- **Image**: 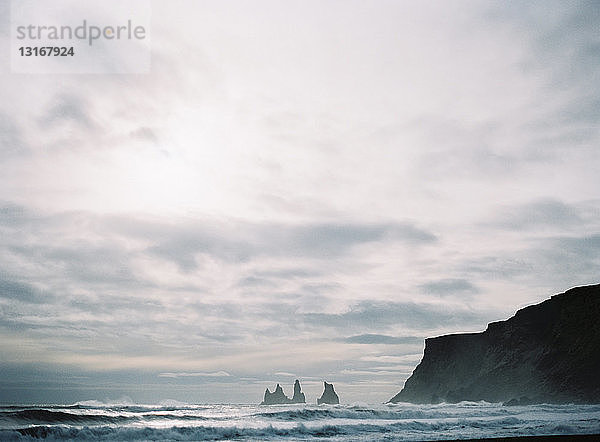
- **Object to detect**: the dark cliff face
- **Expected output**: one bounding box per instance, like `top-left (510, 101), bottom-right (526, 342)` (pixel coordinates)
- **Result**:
top-left (389, 284), bottom-right (600, 404)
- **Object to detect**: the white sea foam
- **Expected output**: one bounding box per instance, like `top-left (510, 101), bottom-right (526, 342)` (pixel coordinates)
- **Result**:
top-left (1, 402), bottom-right (599, 441)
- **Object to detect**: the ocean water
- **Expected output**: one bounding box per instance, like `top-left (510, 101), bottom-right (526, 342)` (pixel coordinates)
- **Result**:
top-left (0, 401), bottom-right (599, 441)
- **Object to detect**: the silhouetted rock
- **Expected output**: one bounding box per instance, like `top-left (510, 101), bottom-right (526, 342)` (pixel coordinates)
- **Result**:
top-left (317, 381), bottom-right (340, 404)
top-left (260, 383), bottom-right (290, 405)
top-left (389, 284), bottom-right (600, 404)
top-left (291, 379), bottom-right (306, 403)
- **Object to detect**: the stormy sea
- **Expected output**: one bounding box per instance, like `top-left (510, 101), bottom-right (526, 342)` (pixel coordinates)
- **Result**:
top-left (1, 401), bottom-right (599, 441)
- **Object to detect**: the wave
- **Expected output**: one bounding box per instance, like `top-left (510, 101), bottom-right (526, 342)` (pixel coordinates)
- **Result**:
top-left (1, 403), bottom-right (598, 441)
top-left (0, 408), bottom-right (217, 426)
top-left (68, 402), bottom-right (205, 412)
top-left (256, 406), bottom-right (430, 420)
top-left (2, 418), bottom-right (595, 442)
top-left (74, 399), bottom-right (192, 409)
top-left (2, 424), bottom-right (347, 441)
top-left (0, 406), bottom-right (514, 427)
top-left (0, 409), bottom-right (129, 425)
top-left (254, 404), bottom-right (512, 421)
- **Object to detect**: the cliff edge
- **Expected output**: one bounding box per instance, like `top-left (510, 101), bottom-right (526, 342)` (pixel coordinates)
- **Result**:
top-left (389, 284), bottom-right (600, 404)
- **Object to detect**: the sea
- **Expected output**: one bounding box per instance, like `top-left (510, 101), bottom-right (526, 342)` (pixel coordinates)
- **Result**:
top-left (0, 401), bottom-right (599, 441)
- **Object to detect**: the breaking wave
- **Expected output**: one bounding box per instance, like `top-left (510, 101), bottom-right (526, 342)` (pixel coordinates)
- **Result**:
top-left (2, 409), bottom-right (127, 425)
top-left (0, 402), bottom-right (598, 441)
top-left (0, 418), bottom-right (591, 442)
top-left (255, 404), bottom-right (513, 421)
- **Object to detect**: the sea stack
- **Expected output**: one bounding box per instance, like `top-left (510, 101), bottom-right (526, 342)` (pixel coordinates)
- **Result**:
top-left (260, 380), bottom-right (306, 405)
top-left (317, 381), bottom-right (340, 405)
top-left (260, 383), bottom-right (290, 405)
top-left (389, 284), bottom-right (600, 404)
top-left (291, 379), bottom-right (306, 403)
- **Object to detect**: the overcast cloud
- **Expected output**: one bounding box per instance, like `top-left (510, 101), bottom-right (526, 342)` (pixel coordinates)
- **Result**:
top-left (0, 0), bottom-right (599, 404)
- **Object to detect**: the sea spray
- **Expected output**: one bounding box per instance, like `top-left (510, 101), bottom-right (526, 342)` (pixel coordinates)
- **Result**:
top-left (1, 402), bottom-right (599, 441)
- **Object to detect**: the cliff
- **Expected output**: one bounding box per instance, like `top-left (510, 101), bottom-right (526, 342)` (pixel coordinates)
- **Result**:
top-left (317, 381), bottom-right (340, 405)
top-left (389, 284), bottom-right (600, 404)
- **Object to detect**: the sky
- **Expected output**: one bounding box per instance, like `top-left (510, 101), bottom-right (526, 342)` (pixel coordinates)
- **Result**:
top-left (0, 0), bottom-right (599, 404)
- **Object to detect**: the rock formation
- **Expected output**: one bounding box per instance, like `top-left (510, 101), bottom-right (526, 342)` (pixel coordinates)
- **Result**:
top-left (291, 379), bottom-right (306, 403)
top-left (260, 383), bottom-right (290, 405)
top-left (389, 284), bottom-right (600, 404)
top-left (260, 380), bottom-right (306, 405)
top-left (317, 381), bottom-right (340, 404)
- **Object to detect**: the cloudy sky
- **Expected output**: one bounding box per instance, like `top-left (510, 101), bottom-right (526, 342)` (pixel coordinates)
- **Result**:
top-left (0, 0), bottom-right (599, 404)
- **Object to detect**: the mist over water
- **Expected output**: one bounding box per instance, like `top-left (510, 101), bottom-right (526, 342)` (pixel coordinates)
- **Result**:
top-left (1, 401), bottom-right (599, 441)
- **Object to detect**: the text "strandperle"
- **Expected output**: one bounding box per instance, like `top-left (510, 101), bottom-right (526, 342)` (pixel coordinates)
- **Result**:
top-left (16, 20), bottom-right (146, 46)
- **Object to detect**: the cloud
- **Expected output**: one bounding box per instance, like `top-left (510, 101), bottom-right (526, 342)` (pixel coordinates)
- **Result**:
top-left (460, 256), bottom-right (533, 281)
top-left (419, 279), bottom-right (479, 296)
top-left (285, 223), bottom-right (437, 252)
top-left (552, 234), bottom-right (600, 257)
top-left (0, 279), bottom-right (50, 305)
top-left (491, 199), bottom-right (584, 230)
top-left (236, 276), bottom-right (278, 288)
top-left (302, 301), bottom-right (487, 333)
top-left (457, 231), bottom-right (600, 296)
top-left (342, 334), bottom-right (422, 345)
top-left (158, 371), bottom-right (231, 378)
top-left (532, 234), bottom-right (600, 285)
top-left (0, 202), bottom-right (35, 227)
top-left (129, 126), bottom-right (159, 143)
top-left (496, 1), bottom-right (600, 91)
top-left (0, 114), bottom-right (27, 156)
top-left (360, 355), bottom-right (424, 364)
top-left (122, 219), bottom-right (437, 271)
top-left (339, 368), bottom-right (408, 376)
top-left (38, 94), bottom-right (95, 129)
top-left (9, 243), bottom-right (141, 287)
